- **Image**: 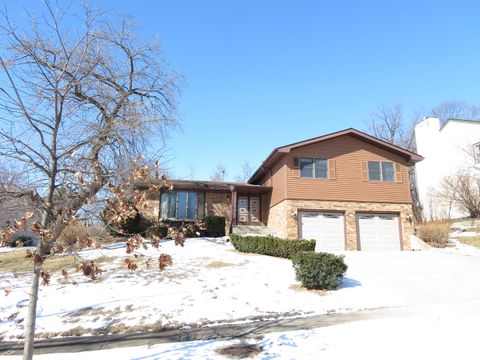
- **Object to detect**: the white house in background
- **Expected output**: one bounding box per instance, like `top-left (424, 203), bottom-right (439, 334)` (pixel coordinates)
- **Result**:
top-left (415, 117), bottom-right (480, 220)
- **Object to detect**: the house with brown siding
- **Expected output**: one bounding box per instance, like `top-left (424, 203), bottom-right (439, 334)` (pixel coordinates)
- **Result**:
top-left (138, 128), bottom-right (423, 251)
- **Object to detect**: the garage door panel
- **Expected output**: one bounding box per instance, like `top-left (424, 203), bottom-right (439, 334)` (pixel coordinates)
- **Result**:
top-left (299, 212), bottom-right (345, 252)
top-left (358, 214), bottom-right (400, 251)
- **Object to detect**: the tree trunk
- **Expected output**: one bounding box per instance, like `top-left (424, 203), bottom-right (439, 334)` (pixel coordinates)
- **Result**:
top-left (23, 203), bottom-right (52, 359)
top-left (23, 266), bottom-right (40, 360)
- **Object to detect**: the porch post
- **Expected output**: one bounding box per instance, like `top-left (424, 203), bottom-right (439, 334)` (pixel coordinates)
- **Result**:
top-left (230, 185), bottom-right (237, 233)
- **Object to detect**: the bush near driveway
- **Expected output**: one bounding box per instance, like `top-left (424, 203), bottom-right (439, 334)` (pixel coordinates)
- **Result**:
top-left (230, 234), bottom-right (315, 259)
top-left (204, 216), bottom-right (226, 237)
top-left (292, 251), bottom-right (348, 290)
top-left (416, 221), bottom-right (451, 248)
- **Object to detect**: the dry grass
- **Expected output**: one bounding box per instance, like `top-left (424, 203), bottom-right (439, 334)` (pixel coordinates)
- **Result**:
top-left (416, 221), bottom-right (451, 248)
top-left (57, 223), bottom-right (108, 248)
top-left (207, 261), bottom-right (235, 268)
top-left (0, 250), bottom-right (111, 273)
top-left (456, 235), bottom-right (480, 248)
top-left (289, 283), bottom-right (328, 296)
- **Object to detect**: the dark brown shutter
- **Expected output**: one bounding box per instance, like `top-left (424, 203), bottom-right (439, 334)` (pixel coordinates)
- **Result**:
top-left (395, 163), bottom-right (402, 183)
top-left (293, 157), bottom-right (299, 169)
top-left (328, 159), bottom-right (336, 180)
top-left (361, 161), bottom-right (368, 181)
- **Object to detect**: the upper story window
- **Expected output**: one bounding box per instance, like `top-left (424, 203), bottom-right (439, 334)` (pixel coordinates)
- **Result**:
top-left (300, 158), bottom-right (328, 179)
top-left (160, 191), bottom-right (205, 220)
top-left (368, 161), bottom-right (395, 182)
top-left (474, 142), bottom-right (480, 163)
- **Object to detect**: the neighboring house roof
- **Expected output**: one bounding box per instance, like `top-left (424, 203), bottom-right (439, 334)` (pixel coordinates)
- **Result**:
top-left (0, 196), bottom-right (40, 240)
top-left (440, 118), bottom-right (480, 130)
top-left (249, 128), bottom-right (424, 184)
top-left (135, 179), bottom-right (272, 194)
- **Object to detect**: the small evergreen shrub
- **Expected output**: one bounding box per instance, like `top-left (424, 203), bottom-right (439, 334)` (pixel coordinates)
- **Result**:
top-left (204, 216), bottom-right (226, 237)
top-left (145, 222), bottom-right (169, 239)
top-left (229, 234), bottom-right (315, 259)
top-left (292, 251), bottom-right (347, 290)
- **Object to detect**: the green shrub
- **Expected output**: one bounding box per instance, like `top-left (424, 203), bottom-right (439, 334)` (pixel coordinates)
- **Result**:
top-left (101, 201), bottom-right (143, 235)
top-left (204, 216), bottom-right (226, 237)
top-left (292, 251), bottom-right (347, 290)
top-left (416, 221), bottom-right (451, 248)
top-left (145, 222), bottom-right (169, 239)
top-left (230, 234), bottom-right (315, 259)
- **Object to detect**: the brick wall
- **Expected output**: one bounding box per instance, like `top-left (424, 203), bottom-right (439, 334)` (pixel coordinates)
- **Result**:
top-left (140, 190), bottom-right (160, 222)
top-left (205, 192), bottom-right (232, 234)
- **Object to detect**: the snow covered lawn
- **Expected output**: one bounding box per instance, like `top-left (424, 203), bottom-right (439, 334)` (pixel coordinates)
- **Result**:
top-left (0, 237), bottom-right (350, 340)
top-left (2, 235), bottom-right (480, 344)
top-left (4, 300), bottom-right (480, 360)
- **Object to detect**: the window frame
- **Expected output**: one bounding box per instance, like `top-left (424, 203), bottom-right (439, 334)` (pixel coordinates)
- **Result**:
top-left (299, 157), bottom-right (329, 179)
top-left (160, 190), bottom-right (205, 221)
top-left (368, 161), bottom-right (395, 182)
top-left (473, 142), bottom-right (480, 163)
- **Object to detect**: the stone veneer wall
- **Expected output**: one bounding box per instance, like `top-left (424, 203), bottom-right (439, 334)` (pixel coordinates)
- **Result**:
top-left (267, 199), bottom-right (414, 250)
top-left (141, 190), bottom-right (161, 222)
top-left (205, 192), bottom-right (232, 234)
top-left (266, 200), bottom-right (289, 239)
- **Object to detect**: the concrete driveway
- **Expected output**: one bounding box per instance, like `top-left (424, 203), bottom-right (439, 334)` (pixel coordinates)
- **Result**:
top-left (340, 249), bottom-right (480, 309)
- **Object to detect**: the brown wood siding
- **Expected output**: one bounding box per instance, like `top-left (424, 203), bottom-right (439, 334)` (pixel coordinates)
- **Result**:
top-left (260, 158), bottom-right (287, 206)
top-left (286, 135), bottom-right (412, 203)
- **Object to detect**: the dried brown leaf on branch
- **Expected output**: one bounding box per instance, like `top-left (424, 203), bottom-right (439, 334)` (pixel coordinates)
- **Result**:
top-left (40, 271), bottom-right (50, 286)
top-left (61, 269), bottom-right (68, 280)
top-left (77, 261), bottom-right (102, 280)
top-left (74, 171), bottom-right (85, 186)
top-left (34, 254), bottom-right (44, 266)
top-left (150, 236), bottom-right (160, 249)
top-left (126, 234), bottom-right (146, 254)
top-left (124, 258), bottom-right (138, 271)
top-left (4, 288), bottom-right (13, 296)
top-left (0, 226), bottom-right (15, 246)
top-left (159, 254), bottom-right (172, 270)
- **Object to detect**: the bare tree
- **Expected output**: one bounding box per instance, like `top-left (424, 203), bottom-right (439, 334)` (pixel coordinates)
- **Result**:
top-left (431, 100), bottom-right (480, 124)
top-left (440, 171), bottom-right (480, 218)
top-left (0, 162), bottom-right (23, 199)
top-left (234, 161), bottom-right (253, 183)
top-left (367, 103), bottom-right (417, 152)
top-left (366, 103), bottom-right (422, 220)
top-left (0, 2), bottom-right (181, 358)
top-left (211, 163), bottom-right (228, 182)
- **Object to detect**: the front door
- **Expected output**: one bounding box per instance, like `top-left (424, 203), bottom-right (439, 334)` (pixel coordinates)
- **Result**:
top-left (237, 197), bottom-right (249, 223)
top-left (237, 196), bottom-right (260, 223)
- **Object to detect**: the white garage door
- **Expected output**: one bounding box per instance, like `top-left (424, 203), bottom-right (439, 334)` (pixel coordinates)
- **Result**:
top-left (299, 212), bottom-right (345, 251)
top-left (357, 214), bottom-right (401, 251)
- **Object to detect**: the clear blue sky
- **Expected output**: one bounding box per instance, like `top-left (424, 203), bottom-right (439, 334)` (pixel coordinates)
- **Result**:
top-left (4, 1), bottom-right (480, 180)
